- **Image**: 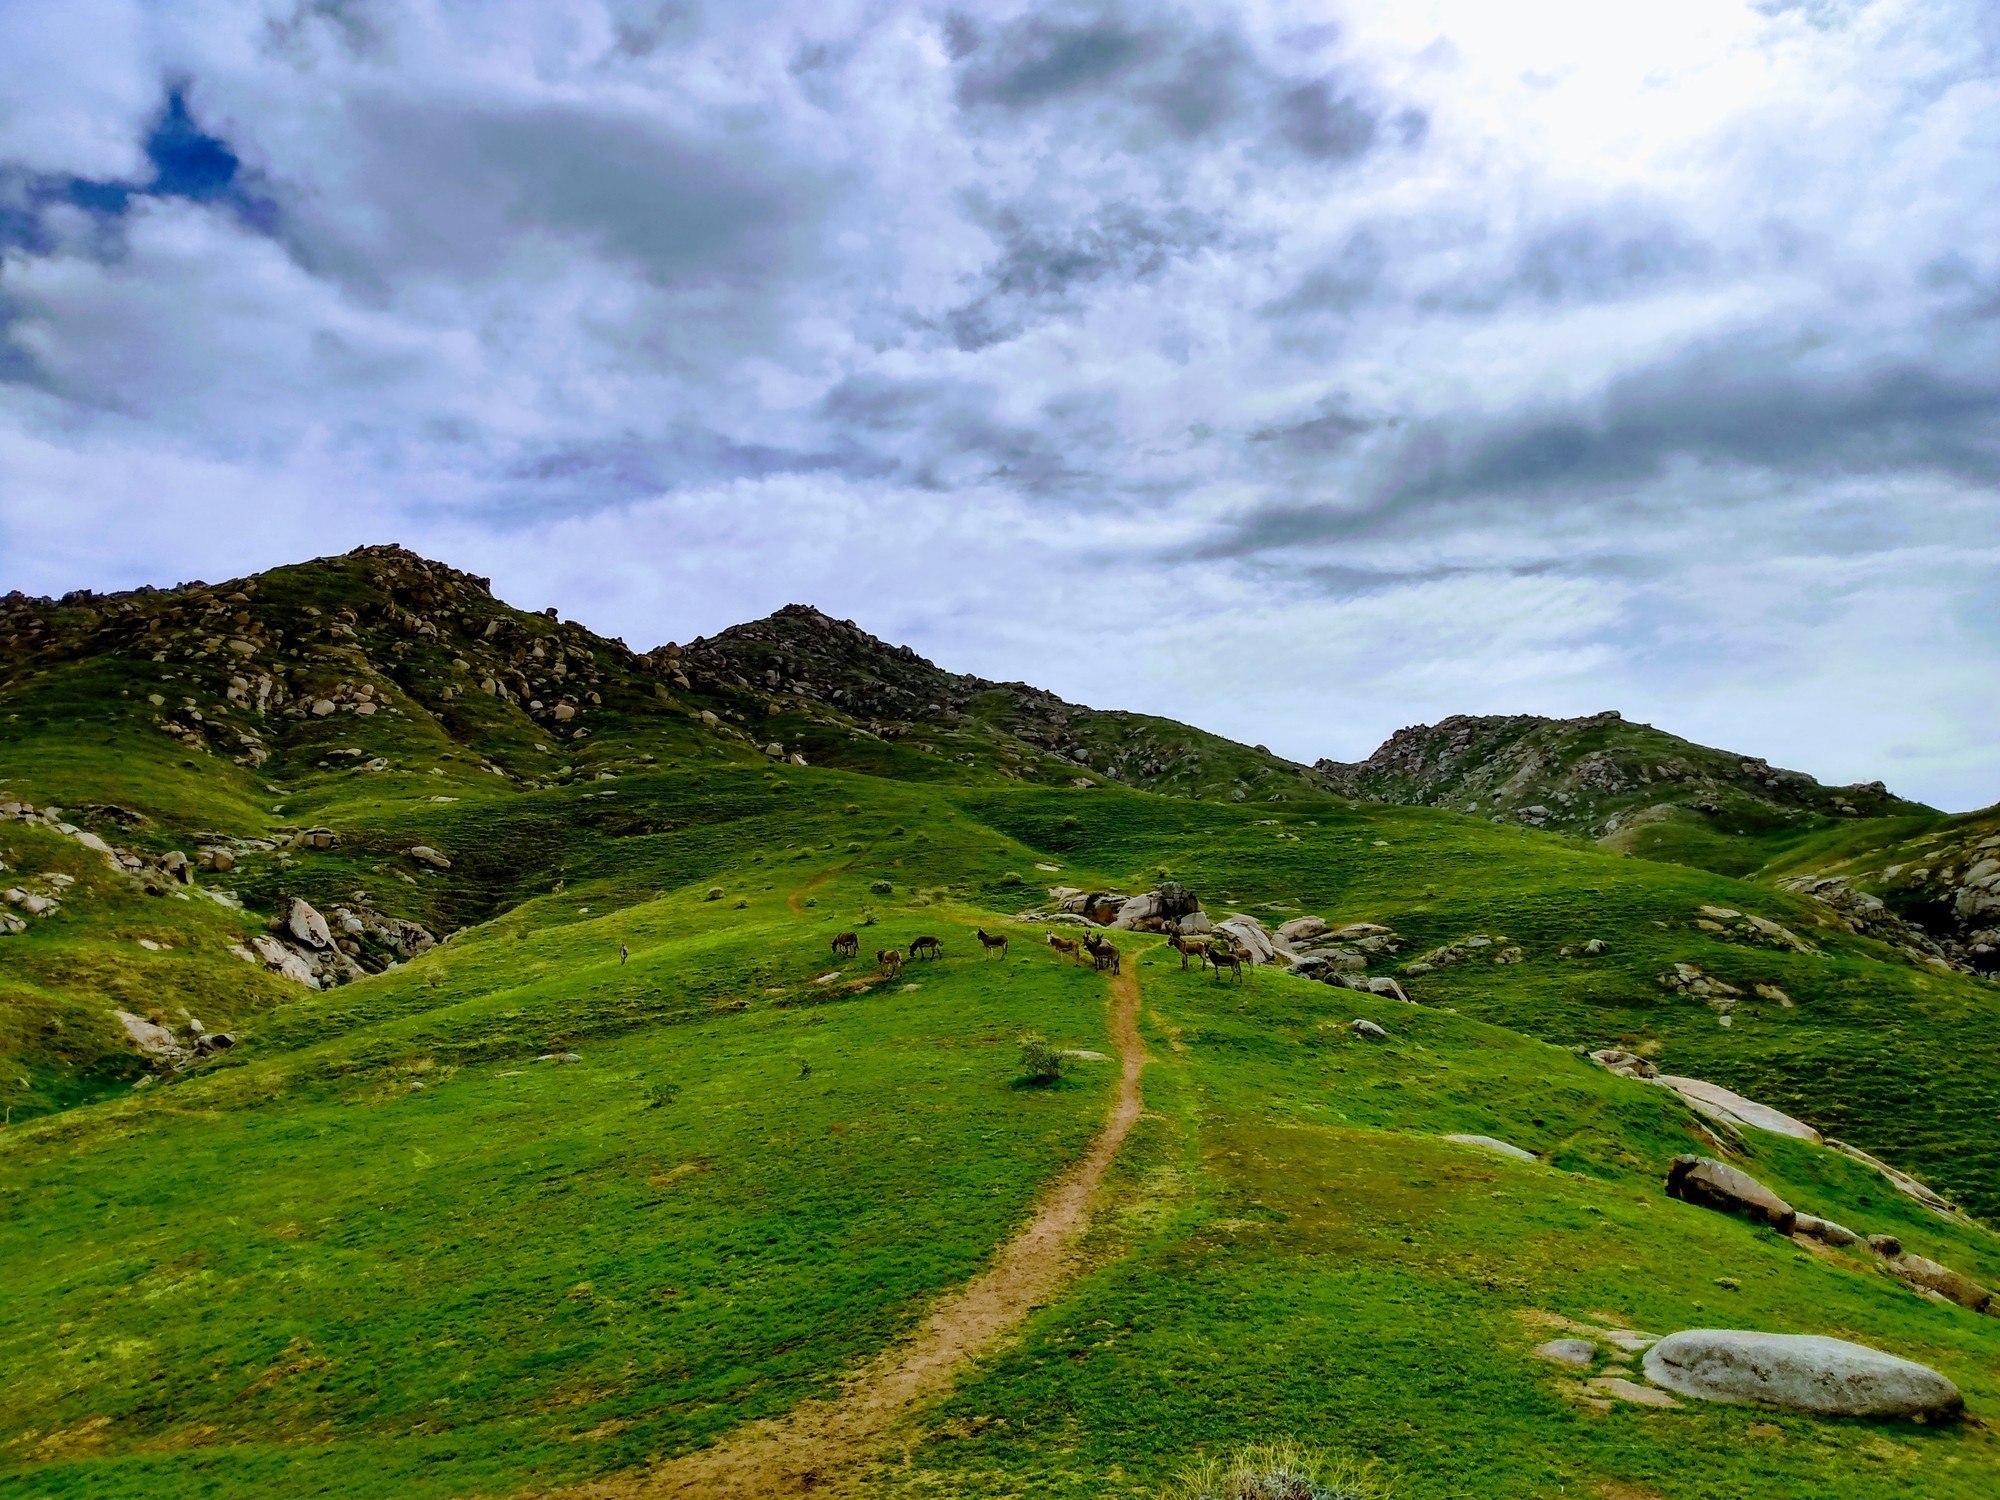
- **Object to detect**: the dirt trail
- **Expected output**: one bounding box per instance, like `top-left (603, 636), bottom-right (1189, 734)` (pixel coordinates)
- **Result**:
top-left (577, 965), bottom-right (1148, 1499)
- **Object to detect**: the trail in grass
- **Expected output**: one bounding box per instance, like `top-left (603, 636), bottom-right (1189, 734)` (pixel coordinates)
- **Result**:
top-left (580, 962), bottom-right (1148, 1499)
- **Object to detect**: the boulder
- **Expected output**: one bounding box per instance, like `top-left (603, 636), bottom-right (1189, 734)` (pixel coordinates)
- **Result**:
top-left (1213, 915), bottom-right (1277, 964)
top-left (285, 898), bottom-right (334, 949)
top-left (1352, 1019), bottom-right (1388, 1040)
top-left (5, 889), bottom-right (58, 917)
top-left (1276, 915), bottom-right (1328, 943)
top-left (1827, 1140), bottom-right (1964, 1222)
top-left (1868, 1234), bottom-right (1903, 1258)
top-left (408, 845), bottom-right (452, 869)
top-left (199, 846), bottom-right (236, 873)
top-left (1365, 976), bottom-right (1410, 1001)
top-left (1581, 938), bottom-right (1607, 956)
top-left (250, 934), bottom-right (321, 989)
top-left (1110, 892), bottom-right (1160, 930)
top-left (1589, 1048), bottom-right (1658, 1080)
top-left (1331, 922), bottom-right (1394, 941)
top-left (1046, 885), bottom-right (1083, 905)
top-left (1665, 1156), bottom-right (1797, 1233)
top-left (1793, 1214), bottom-right (1861, 1248)
top-left (115, 1010), bottom-right (179, 1056)
top-left (1445, 1133), bottom-right (1537, 1163)
top-left (1169, 909), bottom-right (1213, 936)
top-left (1655, 1076), bottom-right (1821, 1144)
top-left (1642, 1330), bottom-right (1962, 1421)
top-left (1889, 1253), bottom-right (1995, 1313)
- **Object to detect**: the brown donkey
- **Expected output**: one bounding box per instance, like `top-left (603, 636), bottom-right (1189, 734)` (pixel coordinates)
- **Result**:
top-left (1167, 933), bottom-right (1207, 970)
top-left (909, 935), bottom-right (944, 960)
top-left (1208, 945), bottom-right (1247, 983)
top-left (875, 948), bottom-right (905, 978)
top-left (831, 932), bottom-right (859, 959)
top-left (1083, 932), bottom-right (1121, 975)
top-left (1045, 932), bottom-right (1084, 964)
top-left (975, 927), bottom-right (1009, 958)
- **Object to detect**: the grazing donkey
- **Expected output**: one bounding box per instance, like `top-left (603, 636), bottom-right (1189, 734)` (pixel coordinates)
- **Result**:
top-left (909, 935), bottom-right (944, 960)
top-left (975, 927), bottom-right (1010, 958)
top-left (831, 931), bottom-right (859, 959)
top-left (1046, 932), bottom-right (1084, 964)
top-left (876, 948), bottom-right (905, 978)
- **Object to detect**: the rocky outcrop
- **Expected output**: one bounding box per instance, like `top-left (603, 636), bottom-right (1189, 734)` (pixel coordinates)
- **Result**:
top-left (1665, 1156), bottom-right (1797, 1233)
top-left (1655, 1076), bottom-right (1821, 1143)
top-left (1642, 1330), bottom-right (1962, 1421)
top-left (1313, 710), bottom-right (1926, 838)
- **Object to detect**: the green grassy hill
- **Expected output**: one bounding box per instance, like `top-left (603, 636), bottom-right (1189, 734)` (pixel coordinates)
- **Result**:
top-left (3, 547), bottom-right (1998, 1499)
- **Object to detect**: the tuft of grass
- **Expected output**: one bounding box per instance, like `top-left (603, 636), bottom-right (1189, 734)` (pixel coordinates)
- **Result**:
top-left (1017, 1032), bottom-right (1066, 1085)
top-left (1159, 1441), bottom-right (1389, 1500)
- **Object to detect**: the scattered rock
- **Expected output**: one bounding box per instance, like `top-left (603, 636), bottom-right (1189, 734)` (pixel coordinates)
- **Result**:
top-left (1587, 1376), bottom-right (1680, 1409)
top-left (1276, 915), bottom-right (1328, 943)
top-left (1581, 938), bottom-right (1607, 956)
top-left (1642, 1330), bottom-right (1962, 1421)
top-left (1589, 1048), bottom-right (1658, 1080)
top-left (1826, 1140), bottom-right (1965, 1222)
top-left (285, 897), bottom-right (334, 949)
top-left (1792, 1215), bottom-right (1861, 1248)
top-left (1352, 1019), bottom-right (1388, 1040)
top-left (1444, 1133), bottom-right (1537, 1163)
top-left (1867, 1233), bottom-right (1903, 1258)
top-left (1887, 1253), bottom-right (1995, 1314)
top-left (1212, 914), bottom-right (1279, 963)
top-left (1653, 1076), bottom-right (1821, 1144)
top-left (115, 1010), bottom-right (179, 1056)
top-left (1534, 1339), bottom-right (1597, 1367)
top-left (408, 845), bottom-right (452, 869)
top-left (1665, 1156), bottom-right (1797, 1234)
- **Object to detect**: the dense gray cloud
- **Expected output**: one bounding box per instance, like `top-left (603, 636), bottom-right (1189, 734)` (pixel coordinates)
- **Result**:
top-left (2, 0), bottom-right (1998, 809)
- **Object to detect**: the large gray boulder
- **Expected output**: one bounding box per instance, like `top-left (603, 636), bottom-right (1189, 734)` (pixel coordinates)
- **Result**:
top-left (1213, 915), bottom-right (1277, 964)
top-left (1665, 1155), bottom-right (1796, 1233)
top-left (285, 897), bottom-right (333, 949)
top-left (1643, 1330), bottom-right (1963, 1421)
top-left (1655, 1075), bottom-right (1821, 1143)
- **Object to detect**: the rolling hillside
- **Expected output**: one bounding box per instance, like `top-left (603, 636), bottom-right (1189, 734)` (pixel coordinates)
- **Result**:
top-left (3, 546), bottom-right (1999, 1500)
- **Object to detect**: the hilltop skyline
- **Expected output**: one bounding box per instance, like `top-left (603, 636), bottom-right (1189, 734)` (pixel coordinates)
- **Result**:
top-left (2, 1), bottom-right (1997, 809)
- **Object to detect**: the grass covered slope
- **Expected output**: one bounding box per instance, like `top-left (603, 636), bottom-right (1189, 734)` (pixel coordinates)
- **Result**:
top-left (3, 766), bottom-right (1999, 1498)
top-left (5, 544), bottom-right (2000, 1498)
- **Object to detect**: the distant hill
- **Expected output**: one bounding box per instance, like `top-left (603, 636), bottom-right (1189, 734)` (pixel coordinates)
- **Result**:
top-left (1315, 710), bottom-right (1933, 875)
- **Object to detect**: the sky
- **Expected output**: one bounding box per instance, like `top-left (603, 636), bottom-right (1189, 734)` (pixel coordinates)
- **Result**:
top-left (1, 1), bottom-right (1997, 810)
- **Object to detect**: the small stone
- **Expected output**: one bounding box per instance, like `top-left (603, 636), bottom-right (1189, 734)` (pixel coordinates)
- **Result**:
top-left (1587, 1376), bottom-right (1680, 1409)
top-left (1534, 1339), bottom-right (1596, 1367)
top-left (1352, 1019), bottom-right (1388, 1040)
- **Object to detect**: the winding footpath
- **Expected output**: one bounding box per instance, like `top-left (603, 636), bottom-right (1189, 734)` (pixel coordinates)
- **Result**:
top-left (580, 963), bottom-right (1148, 1498)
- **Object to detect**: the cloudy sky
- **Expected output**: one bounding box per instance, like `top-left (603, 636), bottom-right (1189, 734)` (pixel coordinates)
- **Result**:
top-left (2, 1), bottom-right (1997, 808)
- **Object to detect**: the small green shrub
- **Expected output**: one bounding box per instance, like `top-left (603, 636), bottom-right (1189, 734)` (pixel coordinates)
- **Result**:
top-left (846, 842), bottom-right (863, 853)
top-left (1159, 1442), bottom-right (1387, 1500)
top-left (1017, 1033), bottom-right (1065, 1085)
top-left (869, 879), bottom-right (893, 895)
top-left (843, 803), bottom-right (860, 814)
top-left (733, 898), bottom-right (749, 909)
top-left (888, 825), bottom-right (905, 836)
top-left (703, 887), bottom-right (724, 901)
top-left (999, 870), bottom-right (1024, 885)
top-left (1060, 815), bottom-right (1080, 828)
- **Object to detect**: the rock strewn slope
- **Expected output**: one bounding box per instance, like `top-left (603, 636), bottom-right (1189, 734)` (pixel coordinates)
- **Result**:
top-left (1315, 710), bottom-right (1928, 845)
